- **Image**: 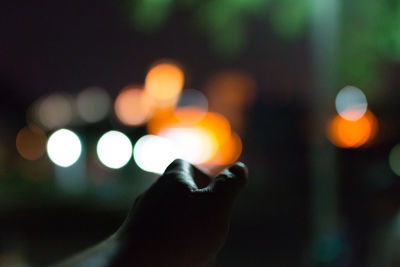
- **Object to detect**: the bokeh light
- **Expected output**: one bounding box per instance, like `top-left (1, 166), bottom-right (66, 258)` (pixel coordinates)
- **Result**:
top-left (145, 61), bottom-right (184, 107)
top-left (174, 89), bottom-right (208, 124)
top-left (159, 127), bottom-right (214, 164)
top-left (174, 107), bottom-right (208, 125)
top-left (197, 112), bottom-right (232, 151)
top-left (16, 125), bottom-right (47, 160)
top-left (47, 129), bottom-right (82, 167)
top-left (209, 132), bottom-right (242, 165)
top-left (77, 87), bottom-right (111, 123)
top-left (389, 144), bottom-right (400, 176)
top-left (206, 71), bottom-right (256, 108)
top-left (133, 135), bottom-right (181, 174)
top-left (38, 94), bottom-right (74, 130)
top-left (176, 89), bottom-right (208, 111)
top-left (96, 131), bottom-right (132, 169)
top-left (147, 109), bottom-right (180, 135)
top-left (335, 86), bottom-right (368, 121)
top-left (205, 71), bottom-right (256, 132)
top-left (114, 86), bottom-right (153, 126)
top-left (327, 110), bottom-right (378, 148)
top-left (146, 107), bottom-right (236, 166)
top-left (147, 111), bottom-right (231, 159)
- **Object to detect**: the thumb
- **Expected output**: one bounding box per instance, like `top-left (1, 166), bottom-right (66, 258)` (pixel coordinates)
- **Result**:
top-left (208, 162), bottom-right (248, 204)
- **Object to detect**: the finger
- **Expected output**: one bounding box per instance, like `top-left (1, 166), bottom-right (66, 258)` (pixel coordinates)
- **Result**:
top-left (208, 162), bottom-right (248, 204)
top-left (191, 164), bottom-right (213, 189)
top-left (164, 159), bottom-right (212, 189)
top-left (162, 158), bottom-right (198, 190)
top-left (200, 163), bottom-right (229, 177)
top-left (164, 158), bottom-right (192, 175)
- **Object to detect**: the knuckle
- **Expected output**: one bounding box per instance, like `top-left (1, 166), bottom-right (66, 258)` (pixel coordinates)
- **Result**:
top-left (165, 158), bottom-right (187, 172)
top-left (159, 172), bottom-right (191, 193)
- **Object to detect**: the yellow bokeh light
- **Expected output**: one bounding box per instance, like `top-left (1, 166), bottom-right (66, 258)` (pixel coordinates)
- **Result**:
top-left (145, 61), bottom-right (184, 107)
top-left (16, 125), bottom-right (47, 160)
top-left (114, 86), bottom-right (153, 126)
top-left (327, 110), bottom-right (378, 148)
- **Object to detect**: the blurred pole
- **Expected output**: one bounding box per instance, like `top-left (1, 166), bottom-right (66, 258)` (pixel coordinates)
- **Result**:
top-left (309, 0), bottom-right (341, 265)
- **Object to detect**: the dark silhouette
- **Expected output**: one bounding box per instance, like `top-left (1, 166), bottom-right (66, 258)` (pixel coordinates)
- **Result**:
top-left (56, 159), bottom-right (248, 267)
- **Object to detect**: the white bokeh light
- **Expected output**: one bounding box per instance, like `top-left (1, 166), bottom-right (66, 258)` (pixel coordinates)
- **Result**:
top-left (38, 94), bottom-right (74, 129)
top-left (77, 87), bottom-right (111, 123)
top-left (97, 131), bottom-right (132, 169)
top-left (177, 89), bottom-right (208, 111)
top-left (389, 144), bottom-right (400, 176)
top-left (47, 129), bottom-right (82, 167)
top-left (159, 127), bottom-right (214, 164)
top-left (133, 135), bottom-right (182, 174)
top-left (335, 86), bottom-right (368, 121)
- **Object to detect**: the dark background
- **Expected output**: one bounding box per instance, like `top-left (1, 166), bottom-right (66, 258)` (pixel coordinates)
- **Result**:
top-left (2, 1), bottom-right (400, 266)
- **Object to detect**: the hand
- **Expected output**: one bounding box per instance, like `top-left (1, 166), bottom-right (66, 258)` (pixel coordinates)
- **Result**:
top-left (113, 159), bottom-right (248, 267)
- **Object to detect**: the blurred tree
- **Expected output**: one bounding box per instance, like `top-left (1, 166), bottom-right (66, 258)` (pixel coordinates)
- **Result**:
top-left (124, 0), bottom-right (400, 97)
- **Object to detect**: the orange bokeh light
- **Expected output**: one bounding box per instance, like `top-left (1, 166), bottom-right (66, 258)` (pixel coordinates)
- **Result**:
top-left (148, 109), bottom-right (233, 163)
top-left (148, 111), bottom-right (231, 148)
top-left (16, 125), bottom-right (47, 160)
top-left (206, 71), bottom-right (256, 108)
top-left (174, 106), bottom-right (208, 125)
top-left (147, 109), bottom-right (178, 135)
top-left (210, 132), bottom-right (242, 165)
top-left (147, 107), bottom-right (210, 134)
top-left (205, 71), bottom-right (256, 133)
top-left (145, 61), bottom-right (184, 107)
top-left (327, 110), bottom-right (378, 148)
top-left (114, 86), bottom-right (153, 126)
top-left (197, 112), bottom-right (231, 150)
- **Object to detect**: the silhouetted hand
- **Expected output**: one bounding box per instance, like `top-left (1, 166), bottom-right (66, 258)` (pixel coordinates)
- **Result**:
top-left (57, 159), bottom-right (247, 267)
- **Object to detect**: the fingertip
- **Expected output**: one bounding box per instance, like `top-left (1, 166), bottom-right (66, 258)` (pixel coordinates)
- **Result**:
top-left (164, 158), bottom-right (190, 174)
top-left (211, 162), bottom-right (247, 194)
top-left (159, 159), bottom-right (198, 191)
top-left (229, 162), bottom-right (248, 181)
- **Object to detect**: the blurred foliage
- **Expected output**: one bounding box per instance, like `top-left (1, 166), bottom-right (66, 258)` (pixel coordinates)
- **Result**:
top-left (125, 0), bottom-right (400, 94)
top-left (127, 0), bottom-right (174, 31)
top-left (338, 0), bottom-right (400, 97)
top-left (268, 0), bottom-right (310, 39)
